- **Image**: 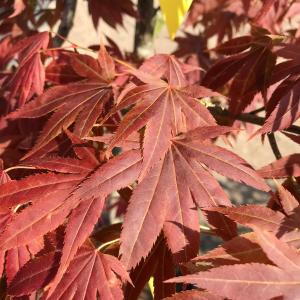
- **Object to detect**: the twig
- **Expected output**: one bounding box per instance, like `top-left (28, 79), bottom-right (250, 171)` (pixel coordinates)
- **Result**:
top-left (267, 133), bottom-right (282, 160)
top-left (248, 107), bottom-right (265, 115)
top-left (268, 134), bottom-right (299, 196)
top-left (208, 107), bottom-right (300, 135)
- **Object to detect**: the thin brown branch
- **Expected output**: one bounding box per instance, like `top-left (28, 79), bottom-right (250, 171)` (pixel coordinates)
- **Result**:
top-left (248, 107), bottom-right (265, 115)
top-left (267, 133), bottom-right (282, 160)
top-left (209, 107), bottom-right (300, 135)
top-left (53, 0), bottom-right (77, 47)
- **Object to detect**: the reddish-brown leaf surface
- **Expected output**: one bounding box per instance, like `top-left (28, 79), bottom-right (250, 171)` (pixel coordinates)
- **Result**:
top-left (0, 172), bottom-right (83, 209)
top-left (167, 263), bottom-right (300, 300)
top-left (46, 242), bottom-right (131, 300)
top-left (276, 184), bottom-right (299, 215)
top-left (2, 3), bottom-right (300, 299)
top-left (6, 238), bottom-right (43, 284)
top-left (11, 81), bottom-right (112, 159)
top-left (70, 149), bottom-right (142, 203)
top-left (0, 149), bottom-right (141, 253)
top-left (259, 154), bottom-right (300, 178)
top-left (153, 243), bottom-right (176, 300)
top-left (6, 32), bottom-right (49, 107)
top-left (120, 123), bottom-right (268, 269)
top-left (45, 52), bottom-right (83, 84)
top-left (165, 290), bottom-right (223, 300)
top-left (172, 135), bottom-right (269, 192)
top-left (0, 189), bottom-right (73, 251)
top-left (22, 156), bottom-right (95, 174)
top-left (206, 205), bottom-right (286, 232)
top-left (105, 55), bottom-right (218, 179)
top-left (124, 237), bottom-right (162, 300)
top-left (192, 232), bottom-right (271, 268)
top-left (259, 75), bottom-right (300, 134)
top-left (170, 228), bottom-right (300, 300)
top-left (203, 30), bottom-right (277, 115)
top-left (254, 228), bottom-right (300, 272)
top-left (87, 0), bottom-right (136, 29)
top-left (8, 251), bottom-right (61, 296)
top-left (47, 197), bottom-right (105, 297)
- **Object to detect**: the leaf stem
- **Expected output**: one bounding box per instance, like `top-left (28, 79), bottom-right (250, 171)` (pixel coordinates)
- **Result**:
top-left (97, 238), bottom-right (120, 252)
top-left (49, 30), bottom-right (96, 54)
top-left (4, 165), bottom-right (36, 173)
top-left (93, 123), bottom-right (117, 128)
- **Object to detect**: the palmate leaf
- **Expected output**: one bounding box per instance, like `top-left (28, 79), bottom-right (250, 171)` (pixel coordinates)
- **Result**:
top-left (9, 241), bottom-right (131, 299)
top-left (87, 0), bottom-right (136, 29)
top-left (167, 229), bottom-right (300, 300)
top-left (9, 47), bottom-right (116, 159)
top-left (203, 29), bottom-right (277, 115)
top-left (255, 43), bottom-right (300, 134)
top-left (5, 32), bottom-right (49, 107)
top-left (120, 128), bottom-right (268, 269)
top-left (46, 241), bottom-right (131, 300)
top-left (191, 204), bottom-right (300, 272)
top-left (0, 150), bottom-right (141, 253)
top-left (46, 196), bottom-right (105, 297)
top-left (106, 55), bottom-right (219, 179)
top-left (0, 149), bottom-right (142, 297)
top-left (120, 148), bottom-right (201, 269)
top-left (258, 74), bottom-right (300, 134)
top-left (11, 81), bottom-right (112, 159)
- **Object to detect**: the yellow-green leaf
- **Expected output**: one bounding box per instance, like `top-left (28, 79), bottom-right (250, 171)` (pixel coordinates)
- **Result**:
top-left (159, 0), bottom-right (193, 39)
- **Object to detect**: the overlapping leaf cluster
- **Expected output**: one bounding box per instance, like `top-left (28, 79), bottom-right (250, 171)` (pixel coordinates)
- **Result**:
top-left (1, 0), bottom-right (300, 299)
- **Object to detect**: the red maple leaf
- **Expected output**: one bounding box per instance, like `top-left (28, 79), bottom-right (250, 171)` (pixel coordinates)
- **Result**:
top-left (87, 0), bottom-right (136, 29)
top-left (167, 228), bottom-right (300, 300)
top-left (9, 46), bottom-right (116, 159)
top-left (119, 126), bottom-right (268, 269)
top-left (203, 27), bottom-right (277, 116)
top-left (5, 32), bottom-right (49, 107)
